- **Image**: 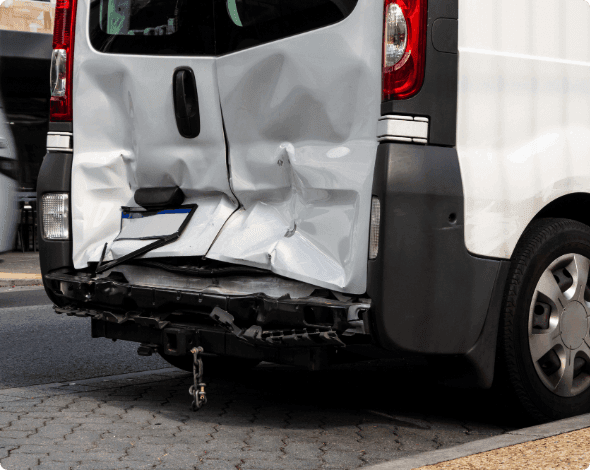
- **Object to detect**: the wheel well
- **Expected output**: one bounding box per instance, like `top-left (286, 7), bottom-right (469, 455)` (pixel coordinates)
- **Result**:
top-left (533, 192), bottom-right (590, 228)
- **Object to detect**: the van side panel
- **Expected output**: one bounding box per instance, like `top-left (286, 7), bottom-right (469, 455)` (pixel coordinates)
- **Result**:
top-left (457, 0), bottom-right (590, 259)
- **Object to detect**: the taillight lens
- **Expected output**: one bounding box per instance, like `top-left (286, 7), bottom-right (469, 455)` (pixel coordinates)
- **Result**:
top-left (50, 0), bottom-right (77, 121)
top-left (42, 193), bottom-right (70, 240)
top-left (382, 0), bottom-right (427, 101)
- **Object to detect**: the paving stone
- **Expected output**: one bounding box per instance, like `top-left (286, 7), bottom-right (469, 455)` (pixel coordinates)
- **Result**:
top-left (10, 444), bottom-right (52, 454)
top-left (156, 453), bottom-right (202, 468)
top-left (0, 401), bottom-right (44, 412)
top-left (4, 418), bottom-right (46, 431)
top-left (322, 451), bottom-right (362, 467)
top-left (0, 446), bottom-right (17, 459)
top-left (0, 453), bottom-right (42, 469)
top-left (197, 449), bottom-right (245, 460)
top-left (0, 430), bottom-right (32, 439)
top-left (240, 458), bottom-right (319, 470)
top-left (197, 459), bottom-right (244, 470)
top-left (0, 413), bottom-right (19, 425)
top-left (36, 460), bottom-right (80, 470)
top-left (37, 397), bottom-right (76, 407)
top-left (25, 411), bottom-right (89, 419)
top-left (125, 443), bottom-right (168, 459)
top-left (63, 430), bottom-right (103, 445)
top-left (283, 442), bottom-right (323, 459)
top-left (36, 424), bottom-right (77, 440)
top-left (245, 434), bottom-right (286, 451)
top-left (77, 461), bottom-right (153, 470)
top-left (0, 436), bottom-right (63, 447)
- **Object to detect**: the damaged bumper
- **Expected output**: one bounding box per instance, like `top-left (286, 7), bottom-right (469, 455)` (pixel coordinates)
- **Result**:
top-left (45, 271), bottom-right (372, 354)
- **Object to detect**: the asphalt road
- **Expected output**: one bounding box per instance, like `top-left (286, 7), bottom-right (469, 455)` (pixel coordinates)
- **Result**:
top-left (0, 287), bottom-right (170, 389)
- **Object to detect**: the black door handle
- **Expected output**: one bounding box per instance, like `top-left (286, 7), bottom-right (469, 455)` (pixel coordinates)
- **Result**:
top-left (173, 67), bottom-right (200, 138)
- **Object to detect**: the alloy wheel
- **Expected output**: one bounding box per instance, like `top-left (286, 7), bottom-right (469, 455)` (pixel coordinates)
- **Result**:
top-left (529, 253), bottom-right (590, 397)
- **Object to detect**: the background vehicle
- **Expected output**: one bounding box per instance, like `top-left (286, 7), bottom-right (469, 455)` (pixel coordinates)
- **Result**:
top-left (0, 0), bottom-right (53, 191)
top-left (0, 98), bottom-right (18, 253)
top-left (38, 0), bottom-right (590, 422)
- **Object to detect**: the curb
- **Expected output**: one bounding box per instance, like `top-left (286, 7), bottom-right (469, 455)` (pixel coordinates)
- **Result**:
top-left (0, 273), bottom-right (42, 287)
top-left (0, 280), bottom-right (43, 287)
top-left (365, 414), bottom-right (590, 470)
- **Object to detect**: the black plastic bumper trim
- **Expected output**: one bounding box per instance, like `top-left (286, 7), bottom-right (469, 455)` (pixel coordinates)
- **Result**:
top-left (367, 143), bottom-right (506, 357)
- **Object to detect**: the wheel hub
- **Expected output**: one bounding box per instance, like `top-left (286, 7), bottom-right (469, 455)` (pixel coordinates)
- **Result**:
top-left (529, 253), bottom-right (590, 397)
top-left (560, 301), bottom-right (589, 349)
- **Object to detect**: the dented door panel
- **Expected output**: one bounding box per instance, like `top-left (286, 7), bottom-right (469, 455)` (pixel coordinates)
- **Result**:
top-left (210, 1), bottom-right (382, 294)
top-left (72, 2), bottom-right (237, 268)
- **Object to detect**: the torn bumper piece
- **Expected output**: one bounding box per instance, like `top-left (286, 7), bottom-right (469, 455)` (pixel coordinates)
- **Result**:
top-left (45, 272), bottom-right (372, 356)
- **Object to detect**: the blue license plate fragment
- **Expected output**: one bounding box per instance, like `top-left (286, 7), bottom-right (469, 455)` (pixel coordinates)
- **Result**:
top-left (117, 207), bottom-right (193, 240)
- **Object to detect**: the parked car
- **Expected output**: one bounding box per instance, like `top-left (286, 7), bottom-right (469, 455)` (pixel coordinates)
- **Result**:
top-left (0, 98), bottom-right (18, 253)
top-left (37, 0), bottom-right (590, 421)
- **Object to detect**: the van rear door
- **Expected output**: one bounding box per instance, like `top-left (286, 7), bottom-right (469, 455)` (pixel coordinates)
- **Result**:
top-left (71, 0), bottom-right (237, 267)
top-left (72, 0), bottom-right (381, 295)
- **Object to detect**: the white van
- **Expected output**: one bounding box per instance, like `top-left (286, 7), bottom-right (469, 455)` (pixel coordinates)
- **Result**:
top-left (38, 0), bottom-right (590, 420)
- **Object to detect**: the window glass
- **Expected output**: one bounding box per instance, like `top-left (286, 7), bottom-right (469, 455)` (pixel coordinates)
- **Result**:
top-left (89, 0), bottom-right (216, 55)
top-left (100, 0), bottom-right (179, 36)
top-left (89, 0), bottom-right (358, 55)
top-left (216, 0), bottom-right (358, 54)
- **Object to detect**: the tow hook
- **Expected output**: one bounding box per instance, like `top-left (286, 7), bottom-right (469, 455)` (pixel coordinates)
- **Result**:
top-left (188, 346), bottom-right (207, 411)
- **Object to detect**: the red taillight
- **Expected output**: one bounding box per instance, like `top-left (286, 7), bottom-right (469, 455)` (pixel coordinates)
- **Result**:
top-left (50, 0), bottom-right (77, 121)
top-left (382, 0), bottom-right (427, 101)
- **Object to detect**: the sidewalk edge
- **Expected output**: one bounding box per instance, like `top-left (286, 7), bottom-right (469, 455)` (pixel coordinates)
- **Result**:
top-left (365, 413), bottom-right (590, 470)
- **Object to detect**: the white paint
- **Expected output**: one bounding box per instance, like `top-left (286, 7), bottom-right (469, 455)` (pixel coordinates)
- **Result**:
top-left (457, 0), bottom-right (590, 258)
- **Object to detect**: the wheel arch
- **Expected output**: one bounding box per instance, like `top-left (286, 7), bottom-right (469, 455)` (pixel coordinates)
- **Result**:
top-left (529, 192), bottom-right (590, 232)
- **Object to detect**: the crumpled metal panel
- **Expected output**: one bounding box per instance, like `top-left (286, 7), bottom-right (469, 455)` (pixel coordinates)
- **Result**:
top-left (71, 0), bottom-right (237, 268)
top-left (71, 0), bottom-right (381, 295)
top-left (209, 1), bottom-right (382, 294)
top-left (98, 265), bottom-right (318, 298)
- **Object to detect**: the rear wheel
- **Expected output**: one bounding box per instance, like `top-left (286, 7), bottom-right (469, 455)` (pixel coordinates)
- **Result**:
top-left (498, 218), bottom-right (590, 422)
top-left (158, 350), bottom-right (260, 376)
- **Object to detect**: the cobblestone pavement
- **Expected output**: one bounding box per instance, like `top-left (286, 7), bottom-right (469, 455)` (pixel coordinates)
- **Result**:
top-left (0, 361), bottom-right (517, 470)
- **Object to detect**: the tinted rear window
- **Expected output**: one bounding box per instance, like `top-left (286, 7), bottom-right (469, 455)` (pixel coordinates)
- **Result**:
top-left (89, 0), bottom-right (358, 56)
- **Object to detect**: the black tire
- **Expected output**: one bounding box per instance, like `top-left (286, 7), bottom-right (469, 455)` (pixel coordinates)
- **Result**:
top-left (158, 350), bottom-right (260, 376)
top-left (497, 218), bottom-right (590, 422)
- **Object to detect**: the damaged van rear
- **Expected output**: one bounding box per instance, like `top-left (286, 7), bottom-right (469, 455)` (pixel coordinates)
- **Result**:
top-left (42, 0), bottom-right (590, 420)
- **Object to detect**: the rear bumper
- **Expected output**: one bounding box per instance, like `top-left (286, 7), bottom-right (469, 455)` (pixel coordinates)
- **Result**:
top-left (45, 270), bottom-right (371, 349)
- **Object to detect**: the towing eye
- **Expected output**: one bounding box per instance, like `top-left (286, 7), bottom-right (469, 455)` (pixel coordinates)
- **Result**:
top-left (188, 346), bottom-right (207, 411)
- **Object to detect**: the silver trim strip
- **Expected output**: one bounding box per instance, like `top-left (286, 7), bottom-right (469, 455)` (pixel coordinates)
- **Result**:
top-left (377, 114), bottom-right (430, 143)
top-left (46, 133), bottom-right (73, 151)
